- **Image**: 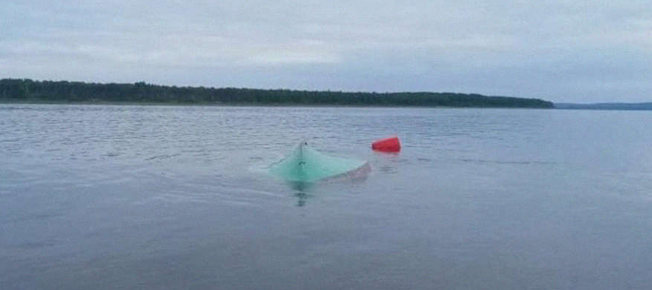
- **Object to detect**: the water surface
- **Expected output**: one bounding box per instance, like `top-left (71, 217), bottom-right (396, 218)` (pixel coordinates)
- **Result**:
top-left (2, 105), bottom-right (652, 289)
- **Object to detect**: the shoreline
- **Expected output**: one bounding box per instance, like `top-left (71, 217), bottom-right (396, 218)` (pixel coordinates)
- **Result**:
top-left (0, 79), bottom-right (555, 109)
top-left (0, 99), bottom-right (555, 109)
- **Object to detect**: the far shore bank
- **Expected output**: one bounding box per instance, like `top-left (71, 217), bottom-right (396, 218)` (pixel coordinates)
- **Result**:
top-left (0, 98), bottom-right (558, 109)
top-left (0, 79), bottom-right (554, 109)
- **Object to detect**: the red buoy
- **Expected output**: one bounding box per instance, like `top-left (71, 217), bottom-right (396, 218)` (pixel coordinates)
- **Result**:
top-left (372, 136), bottom-right (401, 152)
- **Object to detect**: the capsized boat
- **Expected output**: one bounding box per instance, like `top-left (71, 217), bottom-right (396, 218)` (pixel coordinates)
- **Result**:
top-left (269, 142), bottom-right (368, 182)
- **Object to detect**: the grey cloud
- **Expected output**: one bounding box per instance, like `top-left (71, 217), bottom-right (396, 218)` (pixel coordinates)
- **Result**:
top-left (0, 0), bottom-right (650, 102)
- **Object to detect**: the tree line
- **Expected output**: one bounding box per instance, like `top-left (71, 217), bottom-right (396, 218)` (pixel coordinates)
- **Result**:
top-left (0, 79), bottom-right (553, 108)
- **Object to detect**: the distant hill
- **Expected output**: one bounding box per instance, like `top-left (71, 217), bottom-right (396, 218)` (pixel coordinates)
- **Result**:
top-left (555, 102), bottom-right (652, 110)
top-left (0, 78), bottom-right (554, 108)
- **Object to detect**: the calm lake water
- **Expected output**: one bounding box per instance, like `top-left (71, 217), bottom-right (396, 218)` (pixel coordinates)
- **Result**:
top-left (2, 104), bottom-right (652, 290)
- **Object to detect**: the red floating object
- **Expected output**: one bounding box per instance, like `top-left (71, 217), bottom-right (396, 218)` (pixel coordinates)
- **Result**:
top-left (372, 136), bottom-right (401, 152)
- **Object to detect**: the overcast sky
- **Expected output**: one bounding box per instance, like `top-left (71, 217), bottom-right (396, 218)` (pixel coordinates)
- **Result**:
top-left (1, 0), bottom-right (650, 102)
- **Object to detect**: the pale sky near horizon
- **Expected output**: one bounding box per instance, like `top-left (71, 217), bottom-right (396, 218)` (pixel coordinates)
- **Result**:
top-left (0, 0), bottom-right (650, 103)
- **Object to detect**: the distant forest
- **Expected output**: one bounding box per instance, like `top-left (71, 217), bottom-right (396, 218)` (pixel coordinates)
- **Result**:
top-left (0, 79), bottom-right (553, 108)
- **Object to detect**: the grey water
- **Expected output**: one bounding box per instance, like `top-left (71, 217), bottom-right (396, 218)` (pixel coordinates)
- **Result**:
top-left (1, 104), bottom-right (652, 290)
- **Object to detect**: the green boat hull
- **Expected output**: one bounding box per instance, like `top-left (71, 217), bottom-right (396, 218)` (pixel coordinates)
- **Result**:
top-left (269, 142), bottom-right (367, 183)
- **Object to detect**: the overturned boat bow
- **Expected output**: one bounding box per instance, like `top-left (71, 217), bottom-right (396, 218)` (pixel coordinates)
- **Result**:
top-left (269, 142), bottom-right (367, 182)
